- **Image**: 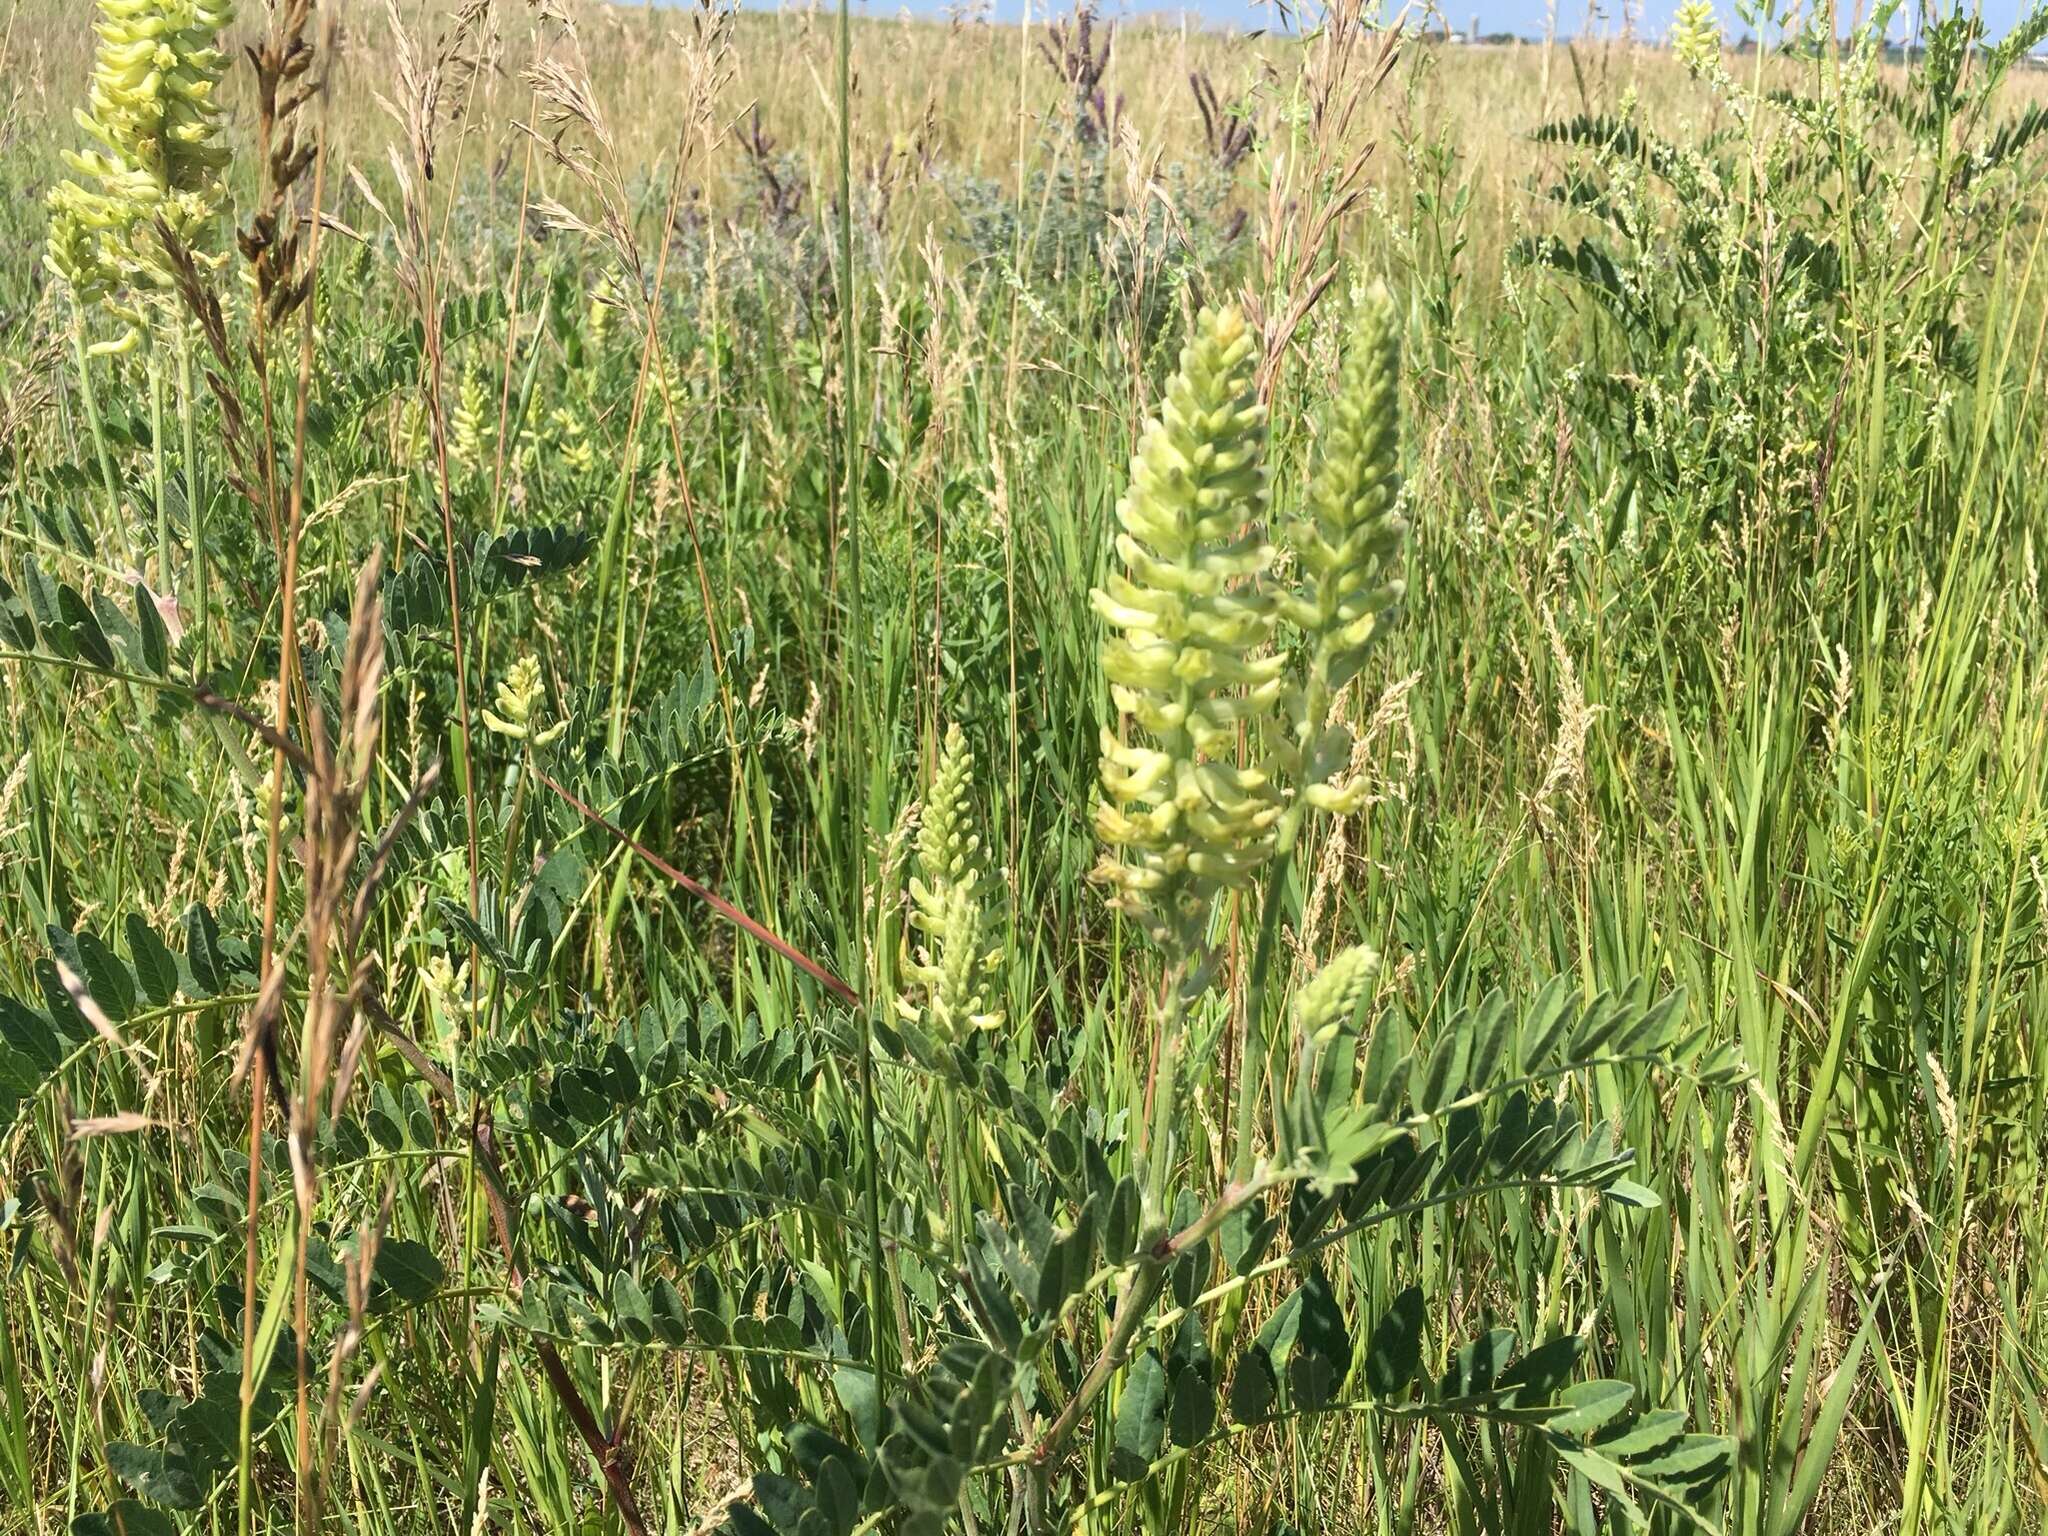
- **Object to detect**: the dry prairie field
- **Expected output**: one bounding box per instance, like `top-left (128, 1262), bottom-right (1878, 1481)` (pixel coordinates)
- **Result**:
top-left (1, 1), bottom-right (2046, 1534)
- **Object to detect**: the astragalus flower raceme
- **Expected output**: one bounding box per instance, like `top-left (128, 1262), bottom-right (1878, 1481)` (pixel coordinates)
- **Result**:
top-left (1092, 306), bottom-right (1284, 968)
top-left (481, 655), bottom-right (565, 747)
top-left (1279, 940), bottom-right (1384, 1193)
top-left (1671, 0), bottom-right (1723, 78)
top-left (1275, 284), bottom-right (1407, 833)
top-left (453, 366), bottom-right (494, 475)
top-left (1094, 295), bottom-right (1410, 1199)
top-left (898, 725), bottom-right (1004, 1051)
top-left (1292, 941), bottom-right (1380, 1049)
top-left (45, 0), bottom-right (235, 328)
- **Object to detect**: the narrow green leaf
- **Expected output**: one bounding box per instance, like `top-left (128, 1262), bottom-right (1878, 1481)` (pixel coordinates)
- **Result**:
top-left (1774, 1316), bottom-right (1869, 1535)
top-left (1567, 989), bottom-right (1622, 1060)
top-left (613, 1272), bottom-right (654, 1344)
top-left (1369, 1051), bottom-right (1412, 1122)
top-left (92, 590), bottom-right (142, 668)
top-left (49, 925), bottom-right (135, 1023)
top-left (0, 571), bottom-right (35, 649)
top-left (1364, 1286), bottom-right (1424, 1397)
top-left (19, 559), bottom-right (67, 656)
top-left (1602, 1177), bottom-right (1663, 1210)
top-left (1416, 1020), bottom-right (1471, 1115)
top-left (1359, 1010), bottom-right (1407, 1108)
top-left (1104, 1174), bottom-right (1141, 1261)
top-left (1592, 1408), bottom-right (1687, 1458)
top-left (125, 916), bottom-right (179, 1009)
top-left (181, 904), bottom-right (224, 998)
top-left (1544, 1379), bottom-right (1637, 1438)
top-left (1520, 974), bottom-right (1575, 1071)
top-left (368, 1238), bottom-right (445, 1313)
top-left (1112, 1350), bottom-right (1168, 1477)
top-left (1465, 988), bottom-right (1512, 1090)
top-left (0, 994), bottom-right (63, 1076)
top-left (134, 584), bottom-right (169, 676)
top-left (1625, 1433), bottom-right (1735, 1486)
top-left (458, 1334), bottom-right (501, 1536)
top-left (58, 584), bottom-right (115, 671)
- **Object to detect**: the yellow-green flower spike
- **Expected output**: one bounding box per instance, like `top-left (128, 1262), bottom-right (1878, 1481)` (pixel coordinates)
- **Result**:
top-left (1278, 285), bottom-right (1407, 824)
top-left (914, 723), bottom-right (978, 897)
top-left (1092, 305), bottom-right (1284, 958)
top-left (1672, 0), bottom-right (1722, 77)
top-left (453, 366), bottom-right (494, 474)
top-left (45, 0), bottom-right (236, 320)
top-left (551, 407), bottom-right (596, 476)
top-left (1291, 943), bottom-right (1380, 1048)
top-left (482, 655), bottom-right (565, 746)
top-left (900, 724), bottom-right (1004, 1046)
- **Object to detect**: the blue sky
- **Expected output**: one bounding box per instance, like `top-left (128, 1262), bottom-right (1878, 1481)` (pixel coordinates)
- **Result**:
top-left (720, 0), bottom-right (2044, 44)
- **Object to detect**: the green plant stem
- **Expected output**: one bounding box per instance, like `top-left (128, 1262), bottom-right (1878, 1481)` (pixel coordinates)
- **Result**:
top-left (1229, 843), bottom-right (1294, 1184)
top-left (940, 1084), bottom-right (970, 1262)
top-left (149, 340), bottom-right (169, 594)
top-left (1027, 1169), bottom-right (1271, 1517)
top-left (70, 312), bottom-right (124, 555)
top-left (1031, 1258), bottom-right (1167, 1508)
top-left (177, 325), bottom-right (205, 676)
top-left (600, 465), bottom-right (634, 754)
top-left (502, 752), bottom-right (532, 894)
top-left (0, 649), bottom-right (192, 694)
top-left (1136, 970), bottom-right (1191, 1220)
top-left (836, 0), bottom-right (891, 1391)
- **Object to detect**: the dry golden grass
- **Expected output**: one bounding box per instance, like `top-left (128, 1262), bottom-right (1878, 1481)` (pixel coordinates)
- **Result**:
top-left (5, 0), bottom-right (2039, 300)
top-left (0, 3), bottom-right (1810, 218)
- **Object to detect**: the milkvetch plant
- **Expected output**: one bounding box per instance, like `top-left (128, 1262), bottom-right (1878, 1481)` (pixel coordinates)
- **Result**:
top-left (1091, 304), bottom-right (1284, 1210)
top-left (19, 0), bottom-right (2022, 1526)
top-left (481, 654), bottom-right (566, 747)
top-left (1229, 280), bottom-right (1409, 1181)
top-left (1670, 0), bottom-right (1722, 78)
top-left (1092, 292), bottom-right (1414, 1205)
top-left (1274, 281), bottom-right (1406, 827)
top-left (664, 294), bottom-right (1738, 1536)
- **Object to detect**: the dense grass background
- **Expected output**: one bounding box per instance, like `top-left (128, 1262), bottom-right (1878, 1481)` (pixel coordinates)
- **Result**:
top-left (1, 1), bottom-right (2046, 1533)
